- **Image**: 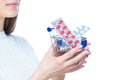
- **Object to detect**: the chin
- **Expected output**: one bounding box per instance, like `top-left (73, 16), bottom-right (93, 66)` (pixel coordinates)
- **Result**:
top-left (6, 13), bottom-right (18, 18)
top-left (7, 15), bottom-right (17, 18)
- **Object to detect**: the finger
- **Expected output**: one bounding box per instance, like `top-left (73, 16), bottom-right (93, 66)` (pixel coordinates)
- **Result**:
top-left (81, 42), bottom-right (90, 50)
top-left (87, 42), bottom-right (91, 46)
top-left (68, 49), bottom-right (85, 60)
top-left (67, 65), bottom-right (84, 73)
top-left (66, 64), bottom-right (84, 73)
top-left (84, 61), bottom-right (87, 64)
top-left (65, 58), bottom-right (86, 73)
top-left (77, 41), bottom-right (91, 52)
top-left (63, 48), bottom-right (88, 62)
top-left (82, 41), bottom-right (90, 50)
top-left (83, 47), bottom-right (91, 57)
top-left (75, 56), bottom-right (87, 65)
top-left (70, 56), bottom-right (87, 66)
top-left (83, 46), bottom-right (89, 50)
top-left (76, 46), bottom-right (89, 53)
top-left (64, 50), bottom-right (90, 66)
top-left (54, 52), bottom-right (65, 57)
top-left (58, 45), bottom-right (82, 62)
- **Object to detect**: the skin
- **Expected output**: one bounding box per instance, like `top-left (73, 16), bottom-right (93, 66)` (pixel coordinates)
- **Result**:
top-left (30, 44), bottom-right (90, 80)
top-left (0, 0), bottom-right (19, 31)
top-left (0, 0), bottom-right (91, 80)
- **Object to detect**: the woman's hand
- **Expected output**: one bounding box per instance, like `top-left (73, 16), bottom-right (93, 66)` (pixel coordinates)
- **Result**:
top-left (30, 43), bottom-right (90, 80)
top-left (51, 74), bottom-right (65, 80)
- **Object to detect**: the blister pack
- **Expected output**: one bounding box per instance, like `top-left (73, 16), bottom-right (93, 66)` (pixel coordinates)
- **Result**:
top-left (47, 18), bottom-right (90, 52)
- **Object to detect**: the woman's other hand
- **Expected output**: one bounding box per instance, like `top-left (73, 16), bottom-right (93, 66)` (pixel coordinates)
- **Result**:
top-left (30, 43), bottom-right (91, 80)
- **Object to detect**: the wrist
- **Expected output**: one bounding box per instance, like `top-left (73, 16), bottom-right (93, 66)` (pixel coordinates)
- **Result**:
top-left (29, 66), bottom-right (49, 80)
top-left (30, 72), bottom-right (49, 80)
top-left (51, 74), bottom-right (65, 80)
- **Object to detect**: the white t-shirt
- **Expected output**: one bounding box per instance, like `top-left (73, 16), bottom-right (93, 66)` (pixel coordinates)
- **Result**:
top-left (0, 31), bottom-right (39, 80)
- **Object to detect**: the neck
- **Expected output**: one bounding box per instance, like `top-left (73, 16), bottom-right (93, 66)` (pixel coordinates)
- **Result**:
top-left (0, 17), bottom-right (5, 32)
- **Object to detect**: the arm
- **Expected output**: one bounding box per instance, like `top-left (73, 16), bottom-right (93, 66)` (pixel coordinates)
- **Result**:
top-left (29, 67), bottom-right (49, 80)
top-left (30, 71), bottom-right (66, 80)
top-left (51, 74), bottom-right (65, 80)
top-left (30, 43), bottom-right (90, 80)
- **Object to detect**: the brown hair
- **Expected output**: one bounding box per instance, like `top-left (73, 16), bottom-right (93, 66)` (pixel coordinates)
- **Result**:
top-left (3, 16), bottom-right (17, 35)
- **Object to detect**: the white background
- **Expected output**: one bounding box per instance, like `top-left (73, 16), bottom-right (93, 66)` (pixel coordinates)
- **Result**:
top-left (13, 0), bottom-right (120, 80)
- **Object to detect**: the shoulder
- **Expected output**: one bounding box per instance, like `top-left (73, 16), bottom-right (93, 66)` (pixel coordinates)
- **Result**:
top-left (9, 34), bottom-right (27, 42)
top-left (7, 34), bottom-right (39, 62)
top-left (7, 34), bottom-right (33, 48)
top-left (8, 34), bottom-right (29, 44)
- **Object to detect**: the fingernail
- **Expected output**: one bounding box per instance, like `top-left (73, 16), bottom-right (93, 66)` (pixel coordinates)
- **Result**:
top-left (84, 61), bottom-right (87, 63)
top-left (85, 52), bottom-right (90, 57)
top-left (86, 55), bottom-right (89, 57)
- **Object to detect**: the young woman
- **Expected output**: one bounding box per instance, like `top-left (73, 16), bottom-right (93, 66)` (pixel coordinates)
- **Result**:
top-left (0, 0), bottom-right (91, 80)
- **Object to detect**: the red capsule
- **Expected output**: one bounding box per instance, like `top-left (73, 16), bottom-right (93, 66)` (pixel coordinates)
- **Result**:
top-left (60, 30), bottom-right (64, 35)
top-left (58, 20), bottom-right (63, 24)
top-left (70, 35), bottom-right (75, 38)
top-left (66, 31), bottom-right (71, 35)
top-left (56, 25), bottom-right (61, 29)
top-left (64, 35), bottom-right (69, 39)
top-left (68, 40), bottom-right (73, 44)
top-left (74, 40), bottom-right (79, 44)
top-left (72, 45), bottom-right (77, 48)
top-left (62, 26), bottom-right (67, 30)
